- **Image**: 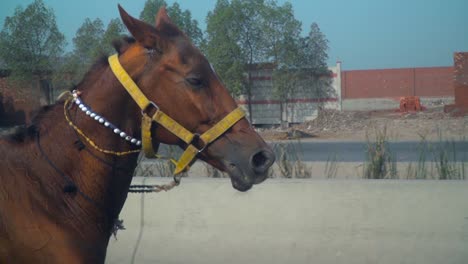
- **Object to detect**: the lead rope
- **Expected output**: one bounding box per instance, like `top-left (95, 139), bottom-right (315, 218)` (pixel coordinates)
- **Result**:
top-left (128, 180), bottom-right (179, 193)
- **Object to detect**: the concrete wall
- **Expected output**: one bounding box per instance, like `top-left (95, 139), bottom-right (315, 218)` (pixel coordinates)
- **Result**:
top-left (237, 63), bottom-right (341, 125)
top-left (106, 178), bottom-right (468, 264)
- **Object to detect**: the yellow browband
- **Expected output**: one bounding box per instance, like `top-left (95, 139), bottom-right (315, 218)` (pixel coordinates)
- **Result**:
top-left (108, 54), bottom-right (245, 174)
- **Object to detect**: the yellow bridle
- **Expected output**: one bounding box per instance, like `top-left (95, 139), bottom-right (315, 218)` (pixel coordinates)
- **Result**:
top-left (108, 54), bottom-right (245, 175)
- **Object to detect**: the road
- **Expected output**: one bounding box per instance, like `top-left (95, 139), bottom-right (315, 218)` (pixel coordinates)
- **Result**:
top-left (155, 140), bottom-right (468, 163)
top-left (270, 140), bottom-right (468, 162)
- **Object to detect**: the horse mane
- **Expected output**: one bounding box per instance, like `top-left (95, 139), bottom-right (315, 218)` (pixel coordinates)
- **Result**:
top-left (113, 36), bottom-right (136, 55)
top-left (2, 36), bottom-right (137, 143)
top-left (2, 104), bottom-right (56, 143)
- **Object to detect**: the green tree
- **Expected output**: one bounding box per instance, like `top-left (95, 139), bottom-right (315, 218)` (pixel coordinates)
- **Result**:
top-left (272, 22), bottom-right (331, 125)
top-left (139, 0), bottom-right (203, 46)
top-left (263, 2), bottom-right (302, 65)
top-left (206, 0), bottom-right (271, 122)
top-left (73, 18), bottom-right (105, 66)
top-left (59, 17), bottom-right (126, 87)
top-left (205, 0), bottom-right (244, 95)
top-left (303, 23), bottom-right (329, 72)
top-left (61, 18), bottom-right (105, 83)
top-left (262, 2), bottom-right (303, 125)
top-left (54, 18), bottom-right (126, 90)
top-left (301, 22), bottom-right (332, 100)
top-left (0, 0), bottom-right (65, 82)
top-left (206, 0), bottom-right (331, 125)
top-left (139, 0), bottom-right (167, 24)
top-left (167, 3), bottom-right (203, 46)
top-left (101, 18), bottom-right (126, 55)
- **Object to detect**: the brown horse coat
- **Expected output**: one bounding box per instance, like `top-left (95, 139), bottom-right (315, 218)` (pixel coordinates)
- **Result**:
top-left (0, 6), bottom-right (274, 263)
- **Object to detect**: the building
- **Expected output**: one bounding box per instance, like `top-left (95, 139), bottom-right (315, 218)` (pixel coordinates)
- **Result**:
top-left (238, 62), bottom-right (342, 126)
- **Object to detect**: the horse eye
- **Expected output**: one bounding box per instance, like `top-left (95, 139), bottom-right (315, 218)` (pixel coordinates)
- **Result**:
top-left (186, 77), bottom-right (204, 88)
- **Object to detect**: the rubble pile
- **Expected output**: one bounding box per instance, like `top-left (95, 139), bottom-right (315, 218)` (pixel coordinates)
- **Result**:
top-left (258, 108), bottom-right (467, 141)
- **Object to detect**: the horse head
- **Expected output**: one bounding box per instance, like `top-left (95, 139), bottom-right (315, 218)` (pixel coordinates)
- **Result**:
top-left (115, 6), bottom-right (275, 191)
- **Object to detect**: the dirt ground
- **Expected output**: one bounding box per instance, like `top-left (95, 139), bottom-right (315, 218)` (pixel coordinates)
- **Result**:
top-left (258, 107), bottom-right (468, 141)
top-left (1, 107), bottom-right (465, 142)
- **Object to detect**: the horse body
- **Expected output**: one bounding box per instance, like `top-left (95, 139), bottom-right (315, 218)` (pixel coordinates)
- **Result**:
top-left (0, 68), bottom-right (140, 262)
top-left (0, 6), bottom-right (274, 263)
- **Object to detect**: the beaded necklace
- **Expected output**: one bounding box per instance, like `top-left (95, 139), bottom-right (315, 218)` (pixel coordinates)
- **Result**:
top-left (71, 90), bottom-right (141, 147)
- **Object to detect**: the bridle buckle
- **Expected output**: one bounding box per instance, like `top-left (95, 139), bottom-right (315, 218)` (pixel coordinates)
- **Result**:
top-left (141, 101), bottom-right (159, 117)
top-left (191, 133), bottom-right (207, 153)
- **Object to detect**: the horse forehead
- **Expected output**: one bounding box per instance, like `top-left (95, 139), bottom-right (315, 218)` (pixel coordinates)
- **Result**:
top-left (120, 44), bottom-right (146, 63)
top-left (172, 39), bottom-right (205, 64)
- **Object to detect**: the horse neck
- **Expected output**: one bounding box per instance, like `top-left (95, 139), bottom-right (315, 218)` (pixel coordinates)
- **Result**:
top-left (42, 62), bottom-right (143, 235)
top-left (78, 64), bottom-right (142, 139)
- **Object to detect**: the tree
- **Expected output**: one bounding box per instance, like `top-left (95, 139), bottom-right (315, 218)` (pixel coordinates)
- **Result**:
top-left (301, 22), bottom-right (332, 100)
top-left (58, 17), bottom-right (126, 87)
top-left (206, 0), bottom-right (271, 122)
top-left (101, 18), bottom-right (126, 55)
top-left (0, 0), bottom-right (65, 82)
top-left (262, 2), bottom-right (303, 125)
top-left (139, 0), bottom-right (167, 24)
top-left (204, 0), bottom-right (244, 95)
top-left (167, 3), bottom-right (203, 46)
top-left (73, 18), bottom-right (105, 67)
top-left (206, 0), bottom-right (331, 125)
top-left (140, 0), bottom-right (203, 46)
top-left (62, 18), bottom-right (106, 83)
top-left (302, 23), bottom-right (329, 71)
top-left (262, 2), bottom-right (302, 65)
top-left (272, 22), bottom-right (331, 125)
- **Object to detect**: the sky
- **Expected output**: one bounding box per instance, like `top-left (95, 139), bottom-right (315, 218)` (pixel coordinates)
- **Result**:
top-left (1, 0), bottom-right (467, 70)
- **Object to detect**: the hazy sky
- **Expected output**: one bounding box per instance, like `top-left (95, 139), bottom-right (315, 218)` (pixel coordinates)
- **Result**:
top-left (1, 0), bottom-right (467, 70)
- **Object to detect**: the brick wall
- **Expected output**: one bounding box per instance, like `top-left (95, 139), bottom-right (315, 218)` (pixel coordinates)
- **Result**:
top-left (341, 66), bottom-right (454, 99)
top-left (0, 77), bottom-right (42, 125)
top-left (454, 52), bottom-right (468, 107)
top-left (445, 52), bottom-right (468, 115)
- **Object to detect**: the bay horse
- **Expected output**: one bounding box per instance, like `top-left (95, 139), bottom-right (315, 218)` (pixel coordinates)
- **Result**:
top-left (0, 6), bottom-right (274, 263)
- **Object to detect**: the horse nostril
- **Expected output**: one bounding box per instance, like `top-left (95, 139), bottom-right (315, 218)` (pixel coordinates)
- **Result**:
top-left (250, 149), bottom-right (275, 173)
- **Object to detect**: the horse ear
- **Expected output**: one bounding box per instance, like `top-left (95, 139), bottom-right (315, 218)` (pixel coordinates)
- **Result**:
top-left (155, 7), bottom-right (182, 36)
top-left (155, 7), bottom-right (171, 28)
top-left (118, 5), bottom-right (158, 49)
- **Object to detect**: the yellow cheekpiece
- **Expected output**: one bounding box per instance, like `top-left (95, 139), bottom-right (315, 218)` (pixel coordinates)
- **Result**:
top-left (108, 54), bottom-right (245, 175)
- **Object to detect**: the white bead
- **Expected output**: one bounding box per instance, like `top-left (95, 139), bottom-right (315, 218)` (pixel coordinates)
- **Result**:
top-left (114, 129), bottom-right (120, 134)
top-left (90, 113), bottom-right (96, 118)
top-left (99, 118), bottom-right (105, 123)
top-left (131, 139), bottom-right (137, 144)
top-left (125, 136), bottom-right (131, 141)
top-left (120, 132), bottom-right (126, 138)
top-left (86, 111), bottom-right (91, 115)
top-left (136, 141), bottom-right (141, 146)
top-left (94, 115), bottom-right (100, 121)
top-left (82, 107), bottom-right (88, 112)
top-left (79, 104), bottom-right (84, 109)
top-left (75, 99), bottom-right (81, 105)
top-left (104, 122), bottom-right (110, 127)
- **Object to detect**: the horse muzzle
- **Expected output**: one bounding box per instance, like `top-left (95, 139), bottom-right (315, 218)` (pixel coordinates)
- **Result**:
top-left (222, 147), bottom-right (275, 192)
